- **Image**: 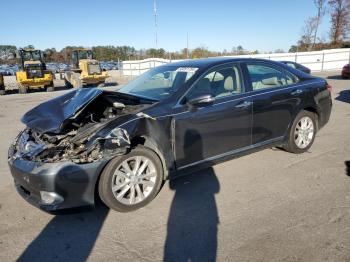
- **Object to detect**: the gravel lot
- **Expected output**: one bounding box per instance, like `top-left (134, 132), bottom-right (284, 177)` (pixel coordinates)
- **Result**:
top-left (0, 71), bottom-right (349, 262)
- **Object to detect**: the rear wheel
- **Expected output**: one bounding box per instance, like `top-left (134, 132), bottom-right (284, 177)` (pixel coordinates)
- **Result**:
top-left (71, 73), bottom-right (82, 88)
top-left (284, 110), bottom-right (317, 154)
top-left (46, 81), bottom-right (55, 92)
top-left (98, 146), bottom-right (163, 212)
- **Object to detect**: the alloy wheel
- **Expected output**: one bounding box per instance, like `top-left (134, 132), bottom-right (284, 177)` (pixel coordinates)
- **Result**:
top-left (111, 156), bottom-right (157, 205)
top-left (294, 116), bottom-right (314, 149)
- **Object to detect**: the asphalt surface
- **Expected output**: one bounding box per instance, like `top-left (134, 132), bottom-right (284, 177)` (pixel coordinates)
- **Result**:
top-left (0, 71), bottom-right (349, 262)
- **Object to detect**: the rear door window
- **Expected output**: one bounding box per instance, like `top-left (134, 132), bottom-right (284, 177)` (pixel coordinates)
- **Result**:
top-left (286, 62), bottom-right (297, 69)
top-left (247, 63), bottom-right (296, 91)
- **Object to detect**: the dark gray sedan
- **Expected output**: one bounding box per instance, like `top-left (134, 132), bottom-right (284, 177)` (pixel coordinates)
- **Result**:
top-left (8, 58), bottom-right (332, 212)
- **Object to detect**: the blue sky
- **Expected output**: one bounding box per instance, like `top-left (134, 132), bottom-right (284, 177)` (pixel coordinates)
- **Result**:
top-left (1, 0), bottom-right (330, 52)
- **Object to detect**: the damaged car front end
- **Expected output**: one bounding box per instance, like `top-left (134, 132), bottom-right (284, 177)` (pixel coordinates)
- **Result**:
top-left (8, 88), bottom-right (157, 211)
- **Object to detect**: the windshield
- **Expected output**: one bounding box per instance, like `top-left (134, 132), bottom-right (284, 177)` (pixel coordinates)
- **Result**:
top-left (22, 50), bottom-right (42, 61)
top-left (119, 66), bottom-right (198, 101)
top-left (75, 50), bottom-right (93, 60)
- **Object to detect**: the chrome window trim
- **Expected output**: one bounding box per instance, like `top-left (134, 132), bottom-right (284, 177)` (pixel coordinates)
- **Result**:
top-left (156, 80), bottom-right (324, 120)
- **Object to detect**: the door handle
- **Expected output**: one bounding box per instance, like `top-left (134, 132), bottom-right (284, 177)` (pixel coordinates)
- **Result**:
top-left (291, 89), bottom-right (303, 95)
top-left (235, 101), bottom-right (252, 108)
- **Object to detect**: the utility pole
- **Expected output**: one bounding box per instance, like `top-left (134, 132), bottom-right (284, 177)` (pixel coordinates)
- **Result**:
top-left (153, 0), bottom-right (158, 49)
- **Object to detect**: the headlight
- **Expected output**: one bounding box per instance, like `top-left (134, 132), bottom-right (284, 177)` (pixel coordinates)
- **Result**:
top-left (13, 129), bottom-right (45, 159)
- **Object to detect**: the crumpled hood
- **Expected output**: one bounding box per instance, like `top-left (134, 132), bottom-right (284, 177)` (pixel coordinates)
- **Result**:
top-left (21, 88), bottom-right (103, 134)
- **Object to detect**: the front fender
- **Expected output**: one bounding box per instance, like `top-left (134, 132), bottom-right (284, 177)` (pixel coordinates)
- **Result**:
top-left (118, 115), bottom-right (175, 178)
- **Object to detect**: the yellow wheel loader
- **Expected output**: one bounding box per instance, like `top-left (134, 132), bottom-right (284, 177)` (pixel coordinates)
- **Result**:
top-left (0, 73), bottom-right (5, 95)
top-left (64, 48), bottom-right (108, 88)
top-left (15, 49), bottom-right (54, 94)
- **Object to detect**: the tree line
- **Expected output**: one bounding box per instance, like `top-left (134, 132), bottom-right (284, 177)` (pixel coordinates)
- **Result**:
top-left (0, 44), bottom-right (260, 64)
top-left (290, 0), bottom-right (350, 52)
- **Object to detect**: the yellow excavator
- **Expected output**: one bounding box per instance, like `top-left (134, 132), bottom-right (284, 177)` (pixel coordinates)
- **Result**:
top-left (15, 48), bottom-right (54, 94)
top-left (64, 48), bottom-right (108, 88)
top-left (0, 73), bottom-right (4, 95)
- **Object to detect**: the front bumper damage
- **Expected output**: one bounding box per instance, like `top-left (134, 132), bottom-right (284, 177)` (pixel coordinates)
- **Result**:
top-left (8, 156), bottom-right (107, 211)
top-left (8, 127), bottom-right (130, 211)
top-left (8, 88), bottom-right (159, 211)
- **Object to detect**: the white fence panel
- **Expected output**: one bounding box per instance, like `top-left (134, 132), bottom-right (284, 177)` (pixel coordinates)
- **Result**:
top-left (120, 48), bottom-right (350, 76)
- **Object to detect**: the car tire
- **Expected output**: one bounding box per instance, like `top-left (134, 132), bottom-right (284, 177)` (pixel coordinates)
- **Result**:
top-left (71, 73), bottom-right (82, 88)
top-left (284, 110), bottom-right (317, 154)
top-left (46, 81), bottom-right (55, 92)
top-left (98, 146), bottom-right (164, 212)
top-left (46, 86), bottom-right (55, 92)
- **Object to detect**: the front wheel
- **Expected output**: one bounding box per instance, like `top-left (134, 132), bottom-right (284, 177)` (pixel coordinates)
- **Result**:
top-left (98, 146), bottom-right (163, 212)
top-left (46, 81), bottom-right (55, 92)
top-left (18, 84), bottom-right (27, 94)
top-left (284, 110), bottom-right (317, 154)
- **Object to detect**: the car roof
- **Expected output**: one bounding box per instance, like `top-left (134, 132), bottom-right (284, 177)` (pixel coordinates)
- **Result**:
top-left (160, 57), bottom-right (314, 80)
top-left (279, 61), bottom-right (296, 64)
top-left (163, 57), bottom-right (274, 69)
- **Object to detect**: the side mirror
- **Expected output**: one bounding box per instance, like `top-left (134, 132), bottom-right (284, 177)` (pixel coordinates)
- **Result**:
top-left (187, 94), bottom-right (215, 108)
top-left (164, 72), bottom-right (170, 79)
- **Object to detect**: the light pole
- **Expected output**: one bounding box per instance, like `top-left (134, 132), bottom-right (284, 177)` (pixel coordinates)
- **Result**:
top-left (186, 32), bottom-right (189, 59)
top-left (153, 0), bottom-right (158, 49)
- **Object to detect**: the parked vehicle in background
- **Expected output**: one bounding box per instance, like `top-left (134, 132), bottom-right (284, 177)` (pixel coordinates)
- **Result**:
top-left (100, 61), bottom-right (120, 71)
top-left (46, 63), bottom-right (60, 73)
top-left (279, 61), bottom-right (311, 74)
top-left (14, 48), bottom-right (54, 94)
top-left (341, 64), bottom-right (350, 79)
top-left (8, 58), bottom-right (332, 212)
top-left (0, 64), bottom-right (19, 76)
top-left (0, 69), bottom-right (11, 76)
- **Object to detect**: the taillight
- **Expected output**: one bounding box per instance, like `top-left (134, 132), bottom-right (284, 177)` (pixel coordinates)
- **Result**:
top-left (326, 83), bottom-right (332, 93)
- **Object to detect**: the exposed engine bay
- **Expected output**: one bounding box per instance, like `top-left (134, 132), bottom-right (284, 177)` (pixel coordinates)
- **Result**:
top-left (9, 89), bottom-right (155, 164)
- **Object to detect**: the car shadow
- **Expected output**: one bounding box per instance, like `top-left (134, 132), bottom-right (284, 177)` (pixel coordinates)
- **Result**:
top-left (18, 128), bottom-right (220, 262)
top-left (164, 129), bottom-right (220, 262)
top-left (327, 75), bottom-right (347, 80)
top-left (17, 202), bottom-right (109, 262)
top-left (335, 90), bottom-right (350, 104)
top-left (16, 164), bottom-right (109, 262)
top-left (345, 161), bottom-right (350, 177)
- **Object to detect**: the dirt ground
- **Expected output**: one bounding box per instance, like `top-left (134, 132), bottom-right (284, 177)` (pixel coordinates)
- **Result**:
top-left (0, 71), bottom-right (349, 262)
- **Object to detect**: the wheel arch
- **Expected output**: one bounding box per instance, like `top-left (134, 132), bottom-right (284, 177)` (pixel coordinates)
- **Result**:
top-left (92, 137), bottom-right (169, 207)
top-left (130, 135), bottom-right (169, 180)
top-left (302, 106), bottom-right (320, 131)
